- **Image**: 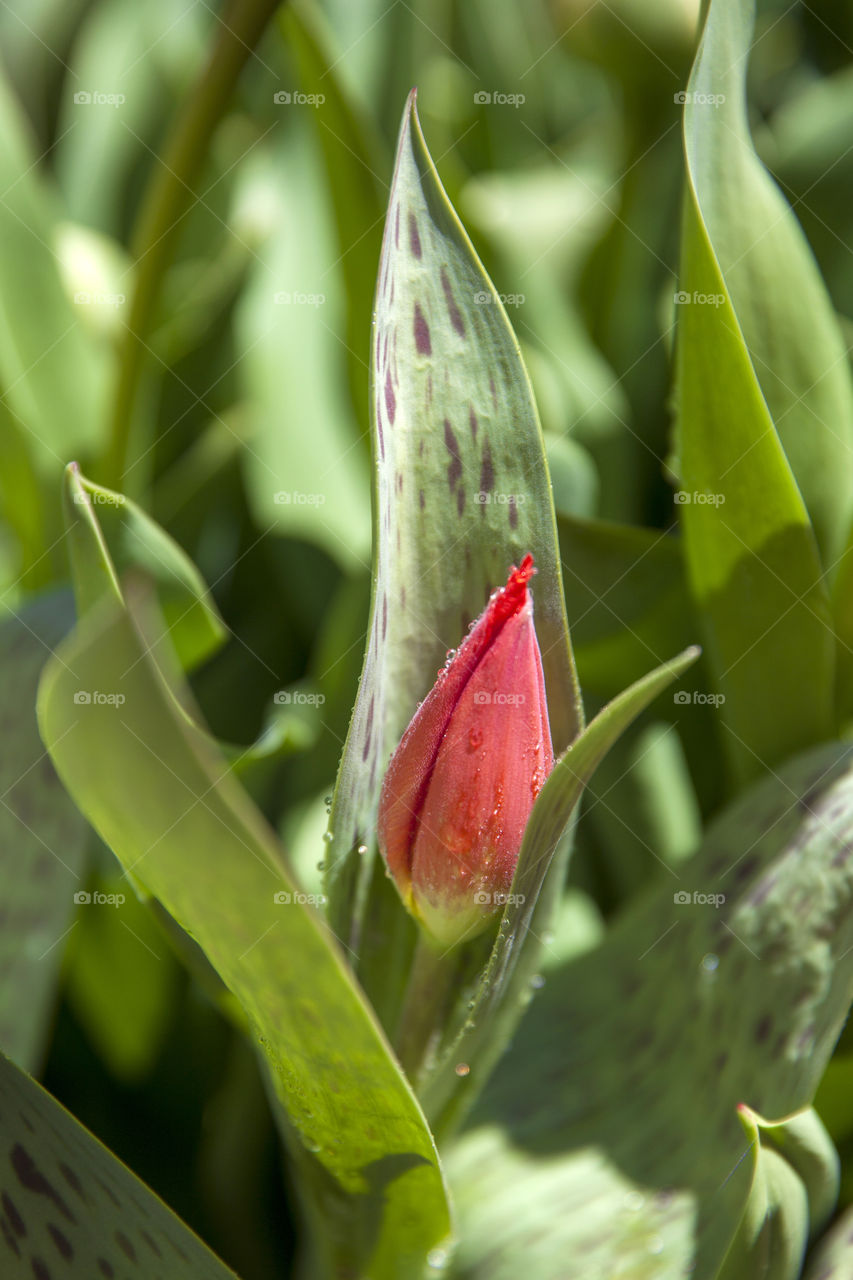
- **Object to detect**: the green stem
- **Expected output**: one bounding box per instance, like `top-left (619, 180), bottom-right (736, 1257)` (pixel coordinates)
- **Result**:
top-left (394, 932), bottom-right (458, 1082)
top-left (103, 0), bottom-right (282, 489)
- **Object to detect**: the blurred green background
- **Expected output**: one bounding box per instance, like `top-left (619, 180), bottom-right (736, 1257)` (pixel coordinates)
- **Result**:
top-left (2, 0), bottom-right (853, 1274)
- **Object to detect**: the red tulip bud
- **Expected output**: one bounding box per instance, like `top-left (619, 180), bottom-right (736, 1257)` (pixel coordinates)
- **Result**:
top-left (377, 554), bottom-right (554, 947)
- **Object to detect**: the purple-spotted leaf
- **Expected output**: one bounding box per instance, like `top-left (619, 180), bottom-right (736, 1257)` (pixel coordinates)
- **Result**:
top-left (0, 1050), bottom-right (239, 1278)
top-left (326, 90), bottom-right (582, 952)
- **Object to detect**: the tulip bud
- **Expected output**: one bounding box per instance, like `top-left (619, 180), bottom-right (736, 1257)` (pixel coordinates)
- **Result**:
top-left (377, 554), bottom-right (554, 947)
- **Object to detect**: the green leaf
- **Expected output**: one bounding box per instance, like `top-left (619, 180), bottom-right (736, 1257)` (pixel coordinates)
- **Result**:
top-left (37, 588), bottom-right (452, 1279)
top-left (327, 89), bottom-right (582, 949)
top-left (446, 741), bottom-right (853, 1279)
top-left (557, 513), bottom-right (696, 698)
top-left (63, 464), bottom-right (226, 672)
top-left (420, 644), bottom-right (700, 1134)
top-left (0, 66), bottom-right (107, 471)
top-left (680, 0), bottom-right (853, 571)
top-left (0, 1049), bottom-right (239, 1278)
top-left (674, 0), bottom-right (835, 784)
top-left (0, 592), bottom-right (88, 1071)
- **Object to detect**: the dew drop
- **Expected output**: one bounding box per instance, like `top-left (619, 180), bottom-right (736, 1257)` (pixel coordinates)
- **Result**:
top-left (624, 1190), bottom-right (645, 1212)
top-left (357, 844), bottom-right (368, 855)
top-left (445, 648), bottom-right (457, 666)
top-left (468, 727), bottom-right (483, 750)
top-left (427, 1248), bottom-right (449, 1270)
top-left (702, 953), bottom-right (719, 972)
top-left (316, 861), bottom-right (326, 872)
top-left (324, 795), bottom-right (332, 806)
top-left (455, 1062), bottom-right (470, 1077)
top-left (322, 831), bottom-right (334, 843)
top-left (530, 974), bottom-right (545, 990)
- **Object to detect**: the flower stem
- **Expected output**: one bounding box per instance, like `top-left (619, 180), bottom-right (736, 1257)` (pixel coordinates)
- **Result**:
top-left (394, 933), bottom-right (458, 1082)
top-left (103, 0), bottom-right (281, 489)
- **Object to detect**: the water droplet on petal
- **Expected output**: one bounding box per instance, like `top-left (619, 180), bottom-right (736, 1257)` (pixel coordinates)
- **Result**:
top-left (702, 953), bottom-right (719, 972)
top-left (455, 1062), bottom-right (470, 1077)
top-left (427, 1248), bottom-right (449, 1270)
top-left (357, 844), bottom-right (368, 855)
top-left (468, 727), bottom-right (483, 750)
top-left (322, 831), bottom-right (334, 843)
top-left (316, 861), bottom-right (326, 872)
top-left (530, 974), bottom-right (545, 990)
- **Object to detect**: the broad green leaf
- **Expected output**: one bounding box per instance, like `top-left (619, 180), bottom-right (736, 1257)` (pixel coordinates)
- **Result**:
top-left (37, 590), bottom-right (452, 1278)
top-left (0, 66), bottom-right (106, 470)
top-left (680, 0), bottom-right (853, 571)
top-left (447, 742), bottom-right (853, 1279)
top-left (420, 645), bottom-right (700, 1134)
top-left (675, 0), bottom-right (835, 784)
top-left (0, 592), bottom-right (88, 1071)
top-left (283, 0), bottom-right (386, 448)
top-left (235, 128), bottom-right (372, 570)
top-left (64, 464), bottom-right (226, 672)
top-left (557, 513), bottom-right (696, 698)
top-left (327, 90), bottom-right (582, 951)
top-left (0, 1049), bottom-right (238, 1278)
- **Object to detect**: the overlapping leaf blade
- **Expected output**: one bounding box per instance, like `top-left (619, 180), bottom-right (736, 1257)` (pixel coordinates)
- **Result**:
top-left (37, 478), bottom-right (452, 1277)
top-left (447, 742), bottom-right (853, 1278)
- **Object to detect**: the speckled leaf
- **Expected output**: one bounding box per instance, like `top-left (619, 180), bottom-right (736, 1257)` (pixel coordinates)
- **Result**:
top-left (446, 742), bottom-right (853, 1279)
top-left (64, 464), bottom-right (225, 672)
top-left (37, 590), bottom-right (452, 1279)
top-left (675, 0), bottom-right (835, 783)
top-left (0, 592), bottom-right (87, 1072)
top-left (0, 1049), bottom-right (238, 1279)
top-left (327, 89), bottom-right (581, 948)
